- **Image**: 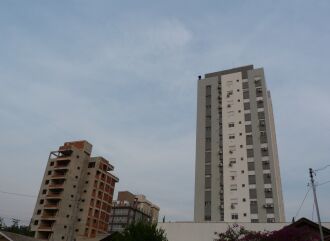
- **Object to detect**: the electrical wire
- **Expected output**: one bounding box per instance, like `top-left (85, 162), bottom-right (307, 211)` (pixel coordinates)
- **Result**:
top-left (294, 185), bottom-right (311, 219)
top-left (316, 180), bottom-right (330, 187)
top-left (315, 165), bottom-right (330, 172)
top-left (0, 189), bottom-right (36, 198)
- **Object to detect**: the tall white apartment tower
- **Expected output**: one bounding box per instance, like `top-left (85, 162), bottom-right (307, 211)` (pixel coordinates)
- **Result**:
top-left (194, 65), bottom-right (285, 223)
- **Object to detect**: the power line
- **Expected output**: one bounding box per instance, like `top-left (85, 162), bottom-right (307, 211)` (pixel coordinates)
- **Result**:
top-left (317, 180), bottom-right (330, 187)
top-left (0, 189), bottom-right (36, 198)
top-left (315, 165), bottom-right (330, 173)
top-left (294, 185), bottom-right (311, 219)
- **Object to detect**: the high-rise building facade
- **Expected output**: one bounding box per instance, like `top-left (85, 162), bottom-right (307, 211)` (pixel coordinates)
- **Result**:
top-left (194, 65), bottom-right (285, 223)
top-left (108, 191), bottom-right (160, 234)
top-left (31, 140), bottom-right (119, 240)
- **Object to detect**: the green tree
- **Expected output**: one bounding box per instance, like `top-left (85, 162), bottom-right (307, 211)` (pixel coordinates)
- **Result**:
top-left (0, 217), bottom-right (5, 230)
top-left (2, 218), bottom-right (34, 237)
top-left (111, 221), bottom-right (168, 241)
top-left (214, 224), bottom-right (319, 241)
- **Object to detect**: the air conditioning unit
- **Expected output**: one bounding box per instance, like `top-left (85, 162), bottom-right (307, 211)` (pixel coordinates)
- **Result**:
top-left (219, 163), bottom-right (223, 167)
top-left (220, 189), bottom-right (223, 194)
top-left (263, 204), bottom-right (271, 208)
top-left (220, 204), bottom-right (224, 209)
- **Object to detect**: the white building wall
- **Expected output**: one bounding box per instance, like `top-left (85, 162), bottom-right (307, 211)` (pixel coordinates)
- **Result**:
top-left (221, 72), bottom-right (250, 222)
top-left (158, 222), bottom-right (330, 241)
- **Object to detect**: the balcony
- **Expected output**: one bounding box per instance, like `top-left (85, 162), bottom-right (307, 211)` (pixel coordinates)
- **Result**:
top-left (53, 165), bottom-right (69, 170)
top-left (41, 214), bottom-right (57, 220)
top-left (48, 184), bottom-right (64, 189)
top-left (46, 193), bottom-right (62, 199)
top-left (44, 204), bottom-right (59, 209)
top-left (51, 173), bottom-right (67, 179)
top-left (38, 225), bottom-right (53, 231)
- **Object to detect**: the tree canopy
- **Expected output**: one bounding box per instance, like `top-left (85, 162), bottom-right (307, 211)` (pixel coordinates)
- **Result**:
top-left (110, 221), bottom-right (168, 241)
top-left (214, 224), bottom-right (319, 241)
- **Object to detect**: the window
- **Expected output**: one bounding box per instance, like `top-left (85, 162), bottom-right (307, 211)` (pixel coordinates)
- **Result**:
top-left (45, 180), bottom-right (49, 185)
top-left (247, 149), bottom-right (254, 157)
top-left (50, 162), bottom-right (54, 166)
top-left (88, 162), bottom-right (96, 168)
top-left (205, 177), bottom-right (211, 189)
top-left (267, 218), bottom-right (275, 223)
top-left (249, 189), bottom-right (257, 199)
top-left (243, 90), bottom-right (249, 99)
top-left (229, 122), bottom-right (235, 128)
top-left (248, 175), bottom-right (256, 184)
top-left (47, 171), bottom-right (51, 175)
top-left (257, 100), bottom-right (264, 108)
top-left (245, 113), bottom-right (251, 121)
top-left (39, 199), bottom-right (44, 204)
top-left (244, 102), bottom-right (250, 110)
top-left (262, 161), bottom-right (270, 170)
top-left (229, 134), bottom-right (235, 139)
top-left (258, 112), bottom-right (265, 119)
top-left (37, 210), bottom-right (41, 215)
top-left (248, 162), bottom-right (255, 171)
top-left (231, 213), bottom-right (238, 220)
top-left (263, 173), bottom-right (272, 184)
top-left (245, 125), bottom-right (252, 133)
top-left (242, 82), bottom-right (249, 89)
top-left (246, 135), bottom-right (253, 145)
top-left (256, 88), bottom-right (263, 97)
top-left (34, 220), bottom-right (38, 225)
top-left (251, 219), bottom-right (259, 223)
top-left (42, 189), bottom-right (47, 194)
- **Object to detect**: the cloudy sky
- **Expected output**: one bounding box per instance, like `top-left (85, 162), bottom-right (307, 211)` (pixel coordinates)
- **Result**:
top-left (0, 0), bottom-right (330, 225)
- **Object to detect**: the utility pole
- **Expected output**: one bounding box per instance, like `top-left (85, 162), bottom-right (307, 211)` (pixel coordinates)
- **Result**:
top-left (309, 168), bottom-right (324, 241)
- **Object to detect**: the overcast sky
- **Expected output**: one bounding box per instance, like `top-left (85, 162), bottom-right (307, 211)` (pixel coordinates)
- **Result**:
top-left (1, 0), bottom-right (330, 225)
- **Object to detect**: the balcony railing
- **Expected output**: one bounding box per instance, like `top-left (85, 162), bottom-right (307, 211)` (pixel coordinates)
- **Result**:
top-left (41, 214), bottom-right (57, 219)
top-left (44, 204), bottom-right (59, 209)
top-left (48, 184), bottom-right (64, 189)
top-left (51, 173), bottom-right (67, 179)
top-left (46, 193), bottom-right (62, 199)
top-left (38, 225), bottom-right (53, 230)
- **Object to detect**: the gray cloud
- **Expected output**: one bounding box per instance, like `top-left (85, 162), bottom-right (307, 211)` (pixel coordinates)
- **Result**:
top-left (1, 0), bottom-right (330, 224)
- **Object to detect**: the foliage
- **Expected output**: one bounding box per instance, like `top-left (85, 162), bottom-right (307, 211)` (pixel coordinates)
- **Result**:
top-left (0, 217), bottom-right (4, 230)
top-left (111, 221), bottom-right (168, 241)
top-left (215, 224), bottom-right (319, 241)
top-left (0, 218), bottom-right (34, 237)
